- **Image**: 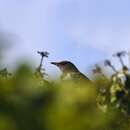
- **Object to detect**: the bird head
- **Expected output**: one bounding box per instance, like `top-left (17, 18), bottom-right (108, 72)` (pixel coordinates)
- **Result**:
top-left (51, 61), bottom-right (79, 73)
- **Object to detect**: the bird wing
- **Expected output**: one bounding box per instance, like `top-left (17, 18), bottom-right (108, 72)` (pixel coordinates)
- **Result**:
top-left (71, 72), bottom-right (90, 83)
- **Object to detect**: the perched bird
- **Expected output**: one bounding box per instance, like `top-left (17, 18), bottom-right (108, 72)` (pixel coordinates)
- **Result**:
top-left (51, 61), bottom-right (90, 83)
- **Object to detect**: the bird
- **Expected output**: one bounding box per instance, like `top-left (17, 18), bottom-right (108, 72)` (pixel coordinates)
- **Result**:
top-left (51, 61), bottom-right (90, 83)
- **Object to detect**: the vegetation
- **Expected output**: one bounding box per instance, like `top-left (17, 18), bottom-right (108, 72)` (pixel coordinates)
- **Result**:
top-left (1, 50), bottom-right (130, 130)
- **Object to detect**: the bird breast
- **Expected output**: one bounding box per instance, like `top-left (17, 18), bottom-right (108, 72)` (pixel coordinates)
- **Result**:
top-left (62, 73), bottom-right (72, 80)
top-left (62, 72), bottom-right (87, 82)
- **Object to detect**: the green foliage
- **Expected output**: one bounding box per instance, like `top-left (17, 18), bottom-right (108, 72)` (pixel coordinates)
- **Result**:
top-left (1, 50), bottom-right (130, 130)
top-left (0, 64), bottom-right (129, 130)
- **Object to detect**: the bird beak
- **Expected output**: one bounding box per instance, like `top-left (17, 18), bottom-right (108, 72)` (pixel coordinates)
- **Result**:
top-left (51, 62), bottom-right (59, 66)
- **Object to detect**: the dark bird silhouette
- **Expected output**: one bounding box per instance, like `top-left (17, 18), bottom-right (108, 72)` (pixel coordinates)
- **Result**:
top-left (51, 61), bottom-right (90, 83)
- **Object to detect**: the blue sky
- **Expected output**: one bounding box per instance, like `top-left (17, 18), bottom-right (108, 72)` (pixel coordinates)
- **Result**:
top-left (0, 0), bottom-right (130, 76)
